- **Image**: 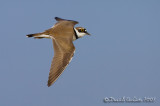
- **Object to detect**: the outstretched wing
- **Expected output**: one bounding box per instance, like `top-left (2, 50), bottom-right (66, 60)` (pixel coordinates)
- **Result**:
top-left (54, 17), bottom-right (79, 25)
top-left (47, 38), bottom-right (75, 87)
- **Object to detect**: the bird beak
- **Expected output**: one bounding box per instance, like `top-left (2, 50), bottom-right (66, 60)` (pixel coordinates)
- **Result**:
top-left (86, 32), bottom-right (90, 35)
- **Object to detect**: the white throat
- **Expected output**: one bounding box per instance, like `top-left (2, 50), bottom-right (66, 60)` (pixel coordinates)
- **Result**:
top-left (74, 28), bottom-right (86, 38)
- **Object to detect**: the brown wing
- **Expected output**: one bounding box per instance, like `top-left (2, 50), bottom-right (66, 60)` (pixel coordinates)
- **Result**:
top-left (47, 38), bottom-right (75, 87)
top-left (55, 17), bottom-right (79, 25)
top-left (53, 17), bottom-right (78, 28)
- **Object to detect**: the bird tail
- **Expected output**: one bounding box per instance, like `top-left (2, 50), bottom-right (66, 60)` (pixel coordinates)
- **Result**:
top-left (26, 33), bottom-right (50, 39)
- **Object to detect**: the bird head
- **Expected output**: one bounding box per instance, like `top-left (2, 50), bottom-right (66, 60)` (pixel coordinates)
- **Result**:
top-left (74, 27), bottom-right (90, 38)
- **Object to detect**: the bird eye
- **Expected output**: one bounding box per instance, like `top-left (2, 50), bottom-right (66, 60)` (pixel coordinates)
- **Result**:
top-left (78, 28), bottom-right (86, 32)
top-left (81, 29), bottom-right (84, 32)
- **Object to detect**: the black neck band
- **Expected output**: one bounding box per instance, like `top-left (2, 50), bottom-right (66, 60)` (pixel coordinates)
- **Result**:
top-left (73, 28), bottom-right (79, 39)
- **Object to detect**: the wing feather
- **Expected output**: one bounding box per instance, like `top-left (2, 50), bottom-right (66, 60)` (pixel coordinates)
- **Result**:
top-left (47, 39), bottom-right (75, 87)
top-left (55, 17), bottom-right (79, 25)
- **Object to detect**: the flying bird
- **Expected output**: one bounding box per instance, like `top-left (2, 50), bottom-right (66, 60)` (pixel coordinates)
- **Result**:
top-left (26, 17), bottom-right (90, 87)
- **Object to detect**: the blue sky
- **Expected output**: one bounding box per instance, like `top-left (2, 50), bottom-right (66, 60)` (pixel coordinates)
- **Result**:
top-left (0, 0), bottom-right (159, 106)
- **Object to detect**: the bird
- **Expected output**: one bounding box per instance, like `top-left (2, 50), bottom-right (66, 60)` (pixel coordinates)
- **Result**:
top-left (26, 17), bottom-right (90, 87)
